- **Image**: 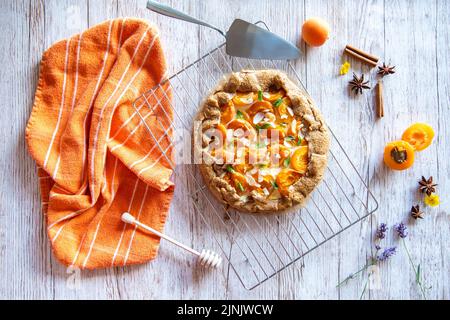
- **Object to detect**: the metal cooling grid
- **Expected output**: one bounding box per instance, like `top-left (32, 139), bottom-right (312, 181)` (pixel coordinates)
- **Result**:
top-left (132, 23), bottom-right (378, 290)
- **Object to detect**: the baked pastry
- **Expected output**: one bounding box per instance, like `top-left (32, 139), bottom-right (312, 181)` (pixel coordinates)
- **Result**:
top-left (194, 70), bottom-right (330, 213)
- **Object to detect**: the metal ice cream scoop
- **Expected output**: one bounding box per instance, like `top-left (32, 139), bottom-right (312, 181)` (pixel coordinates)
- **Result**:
top-left (146, 0), bottom-right (300, 60)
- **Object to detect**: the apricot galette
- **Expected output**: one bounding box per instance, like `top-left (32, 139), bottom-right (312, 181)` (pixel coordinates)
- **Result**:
top-left (195, 70), bottom-right (330, 213)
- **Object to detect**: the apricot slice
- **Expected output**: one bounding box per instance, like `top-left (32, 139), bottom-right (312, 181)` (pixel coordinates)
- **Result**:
top-left (236, 109), bottom-right (252, 123)
top-left (302, 17), bottom-right (330, 47)
top-left (227, 119), bottom-right (255, 134)
top-left (231, 171), bottom-right (249, 192)
top-left (291, 146), bottom-right (309, 173)
top-left (216, 123), bottom-right (227, 142)
top-left (275, 97), bottom-right (293, 119)
top-left (401, 123), bottom-right (435, 151)
top-left (259, 175), bottom-right (276, 190)
top-left (220, 102), bottom-right (236, 125)
top-left (232, 92), bottom-right (255, 106)
top-left (383, 140), bottom-right (415, 171)
top-left (247, 101), bottom-right (274, 118)
top-left (268, 143), bottom-right (290, 165)
top-left (263, 90), bottom-right (286, 102)
top-left (276, 169), bottom-right (302, 195)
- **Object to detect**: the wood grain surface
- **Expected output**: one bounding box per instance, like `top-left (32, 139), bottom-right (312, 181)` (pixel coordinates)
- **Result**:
top-left (0, 0), bottom-right (448, 300)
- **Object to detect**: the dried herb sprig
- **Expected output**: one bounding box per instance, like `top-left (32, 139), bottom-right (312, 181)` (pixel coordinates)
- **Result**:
top-left (349, 72), bottom-right (370, 95)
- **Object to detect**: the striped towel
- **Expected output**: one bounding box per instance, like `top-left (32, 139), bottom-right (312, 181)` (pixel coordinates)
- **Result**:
top-left (25, 18), bottom-right (175, 269)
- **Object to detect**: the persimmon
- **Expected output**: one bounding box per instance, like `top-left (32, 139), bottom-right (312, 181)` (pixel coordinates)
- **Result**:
top-left (401, 123), bottom-right (435, 151)
top-left (383, 140), bottom-right (415, 171)
top-left (220, 102), bottom-right (236, 125)
top-left (302, 17), bottom-right (330, 47)
top-left (276, 169), bottom-right (302, 195)
top-left (291, 146), bottom-right (309, 173)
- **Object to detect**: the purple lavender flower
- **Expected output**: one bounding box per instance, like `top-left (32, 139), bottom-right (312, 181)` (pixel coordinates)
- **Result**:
top-left (395, 222), bottom-right (408, 238)
top-left (375, 244), bottom-right (381, 251)
top-left (377, 247), bottom-right (397, 261)
top-left (376, 223), bottom-right (388, 239)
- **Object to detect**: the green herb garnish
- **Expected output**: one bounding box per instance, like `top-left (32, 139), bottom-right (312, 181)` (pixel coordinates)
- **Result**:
top-left (236, 110), bottom-right (244, 119)
top-left (258, 90), bottom-right (263, 101)
top-left (226, 165), bottom-right (235, 173)
top-left (272, 181), bottom-right (279, 189)
top-left (236, 181), bottom-right (245, 192)
top-left (283, 157), bottom-right (291, 168)
top-left (285, 135), bottom-right (295, 142)
top-left (273, 98), bottom-right (283, 107)
top-left (255, 123), bottom-right (272, 130)
top-left (297, 137), bottom-right (303, 146)
top-left (256, 141), bottom-right (267, 148)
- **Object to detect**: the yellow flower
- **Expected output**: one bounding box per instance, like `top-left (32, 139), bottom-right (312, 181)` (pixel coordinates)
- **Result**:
top-left (424, 193), bottom-right (440, 207)
top-left (340, 61), bottom-right (351, 75)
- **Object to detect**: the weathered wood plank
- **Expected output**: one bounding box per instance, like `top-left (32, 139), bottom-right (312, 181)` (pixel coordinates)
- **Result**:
top-left (369, 0), bottom-right (442, 300)
top-left (0, 0), bottom-right (53, 299)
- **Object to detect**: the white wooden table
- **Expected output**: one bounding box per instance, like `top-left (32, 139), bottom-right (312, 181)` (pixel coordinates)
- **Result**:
top-left (1, 0), bottom-right (449, 300)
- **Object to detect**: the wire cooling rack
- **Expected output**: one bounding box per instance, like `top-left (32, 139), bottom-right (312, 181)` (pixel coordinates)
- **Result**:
top-left (132, 22), bottom-right (379, 290)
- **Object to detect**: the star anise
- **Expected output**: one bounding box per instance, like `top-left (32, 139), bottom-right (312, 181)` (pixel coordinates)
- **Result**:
top-left (411, 204), bottom-right (424, 220)
top-left (349, 73), bottom-right (370, 95)
top-left (377, 63), bottom-right (396, 76)
top-left (419, 176), bottom-right (437, 196)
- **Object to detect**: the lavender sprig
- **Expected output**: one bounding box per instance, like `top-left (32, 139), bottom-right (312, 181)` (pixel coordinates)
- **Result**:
top-left (376, 223), bottom-right (388, 239)
top-left (336, 257), bottom-right (377, 288)
top-left (395, 222), bottom-right (408, 238)
top-left (402, 238), bottom-right (428, 300)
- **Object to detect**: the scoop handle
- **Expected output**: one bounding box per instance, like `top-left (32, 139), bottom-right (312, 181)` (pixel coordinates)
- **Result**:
top-left (146, 1), bottom-right (226, 37)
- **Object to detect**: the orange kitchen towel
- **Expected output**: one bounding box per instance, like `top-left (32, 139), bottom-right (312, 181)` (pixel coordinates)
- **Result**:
top-left (25, 18), bottom-right (175, 269)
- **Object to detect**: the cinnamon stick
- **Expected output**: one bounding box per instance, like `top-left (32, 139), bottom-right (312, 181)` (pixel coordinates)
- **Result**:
top-left (344, 45), bottom-right (379, 68)
top-left (345, 45), bottom-right (379, 63)
top-left (376, 80), bottom-right (384, 118)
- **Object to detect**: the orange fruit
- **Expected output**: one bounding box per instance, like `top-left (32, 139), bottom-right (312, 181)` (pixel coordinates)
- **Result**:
top-left (291, 146), bottom-right (309, 173)
top-left (401, 123), bottom-right (435, 151)
top-left (383, 140), bottom-right (415, 171)
top-left (302, 17), bottom-right (330, 47)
